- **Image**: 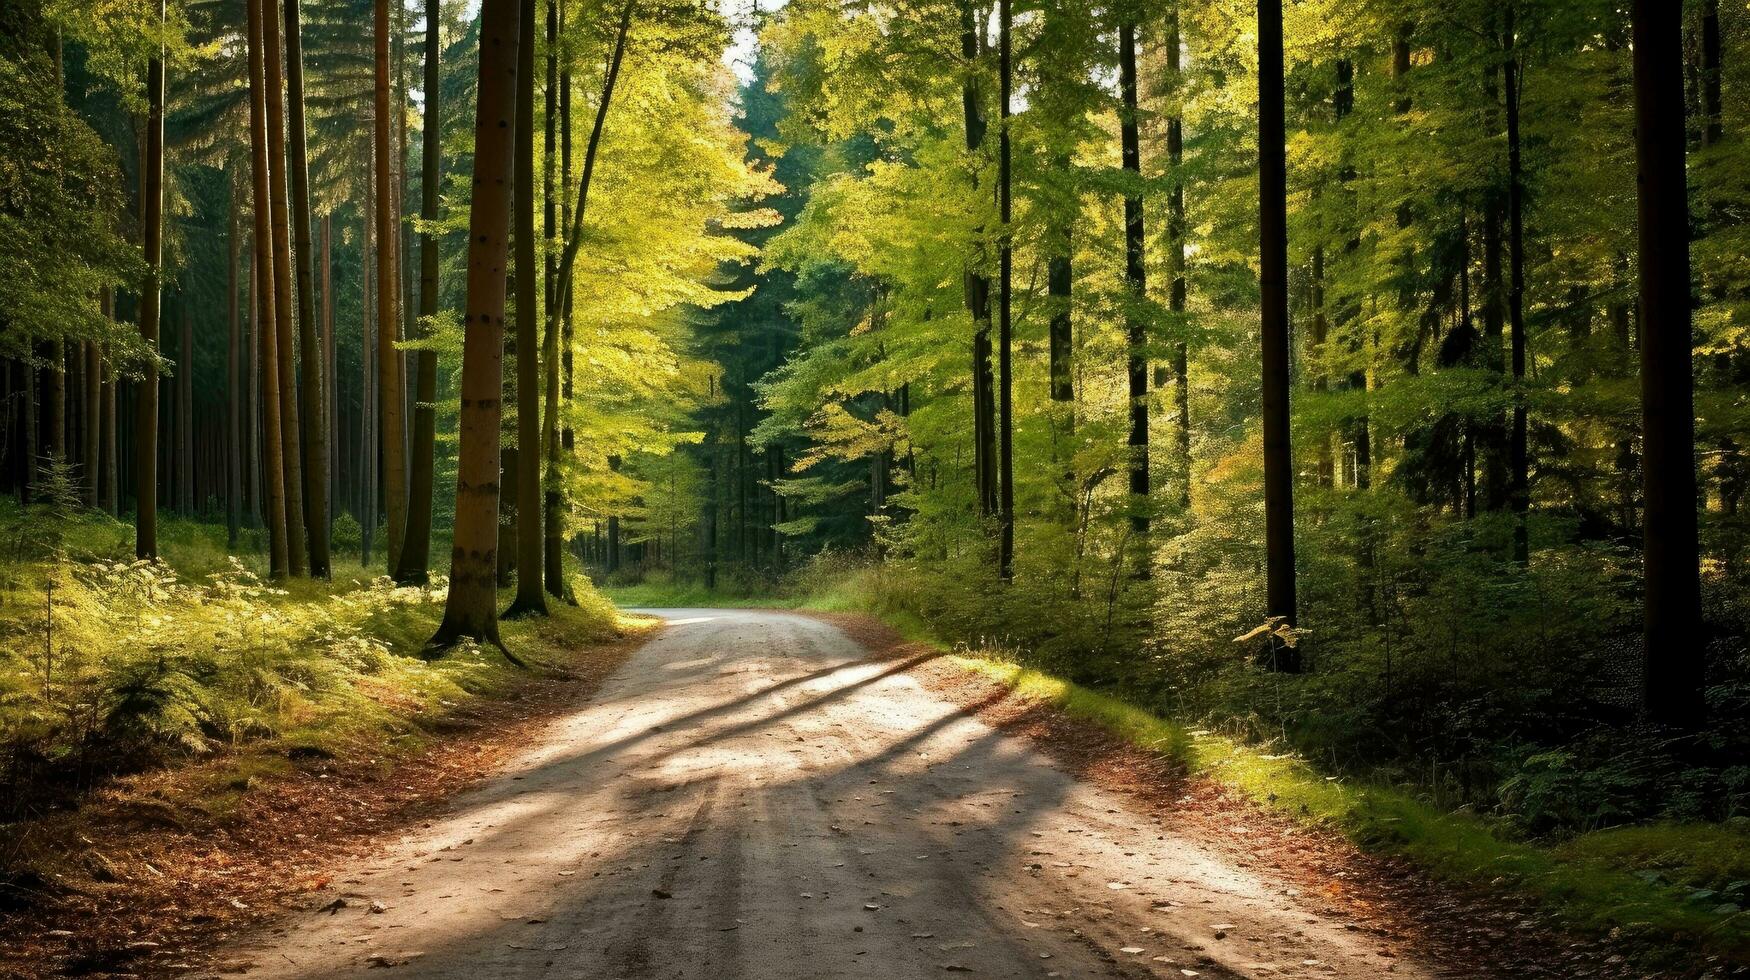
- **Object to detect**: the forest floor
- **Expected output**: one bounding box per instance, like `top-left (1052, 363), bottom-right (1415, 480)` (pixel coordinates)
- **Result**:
top-left (0, 607), bottom-right (653, 980)
top-left (72, 608), bottom-right (1699, 980)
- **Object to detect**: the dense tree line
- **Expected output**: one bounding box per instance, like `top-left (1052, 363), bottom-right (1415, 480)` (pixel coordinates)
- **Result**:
top-left (640, 0), bottom-right (1748, 823)
top-left (1, 0), bottom-right (765, 650)
top-left (4, 0), bottom-right (1748, 827)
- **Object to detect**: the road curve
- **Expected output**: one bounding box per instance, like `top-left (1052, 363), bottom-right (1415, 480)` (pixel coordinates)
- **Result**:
top-left (210, 609), bottom-right (1437, 979)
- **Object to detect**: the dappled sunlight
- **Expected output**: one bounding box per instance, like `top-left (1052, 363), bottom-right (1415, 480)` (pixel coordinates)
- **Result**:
top-left (222, 611), bottom-right (1428, 979)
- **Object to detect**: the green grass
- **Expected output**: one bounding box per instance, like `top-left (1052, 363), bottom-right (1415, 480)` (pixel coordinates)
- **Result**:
top-left (611, 569), bottom-right (1749, 967)
top-left (0, 500), bottom-right (638, 831)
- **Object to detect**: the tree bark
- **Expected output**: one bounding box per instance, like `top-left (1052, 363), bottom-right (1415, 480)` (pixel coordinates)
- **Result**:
top-left (323, 213), bottom-right (337, 537)
top-left (247, 0), bottom-right (290, 575)
top-left (135, 0), bottom-right (166, 559)
top-left (996, 0), bottom-right (1013, 579)
top-left (179, 303), bottom-right (192, 513)
top-left (398, 0), bottom-right (442, 585)
top-left (541, 0), bottom-right (566, 599)
top-left (960, 0), bottom-right (996, 523)
top-left (432, 0), bottom-right (523, 654)
top-left (1258, 0), bottom-right (1298, 659)
top-left (84, 303), bottom-right (104, 507)
top-left (361, 182), bottom-right (378, 566)
top-left (376, 0), bottom-right (408, 573)
top-left (263, 0), bottom-right (307, 574)
top-left (285, 0), bottom-right (330, 576)
top-left (506, 0), bottom-right (548, 617)
top-left (1119, 18), bottom-right (1149, 547)
top-left (228, 195), bottom-right (242, 546)
top-left (1632, 0), bottom-right (1704, 725)
top-left (1168, 10), bottom-right (1191, 506)
top-left (559, 20), bottom-right (574, 455)
top-left (1505, 9), bottom-right (1529, 564)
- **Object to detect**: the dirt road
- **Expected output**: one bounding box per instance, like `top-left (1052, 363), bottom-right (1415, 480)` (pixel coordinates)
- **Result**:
top-left (211, 610), bottom-right (1435, 979)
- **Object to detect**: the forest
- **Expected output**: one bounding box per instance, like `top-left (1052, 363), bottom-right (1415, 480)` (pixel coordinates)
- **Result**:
top-left (3, 0), bottom-right (1749, 976)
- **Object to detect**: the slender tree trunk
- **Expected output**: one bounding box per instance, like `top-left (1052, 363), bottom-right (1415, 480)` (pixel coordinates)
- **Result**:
top-left (1505, 10), bottom-right (1529, 564)
top-left (84, 302), bottom-right (104, 507)
top-left (546, 0), bottom-right (629, 349)
top-left (559, 24), bottom-right (574, 456)
top-left (47, 342), bottom-right (65, 468)
top-left (996, 0), bottom-right (1013, 579)
top-left (1047, 200), bottom-right (1072, 405)
top-left (178, 304), bottom-right (192, 513)
top-left (1119, 18), bottom-right (1149, 548)
top-left (1701, 0), bottom-right (1723, 149)
top-left (541, 0), bottom-right (566, 599)
top-left (432, 0), bottom-right (522, 653)
top-left (285, 0), bottom-right (330, 576)
top-left (134, 0), bottom-right (166, 559)
top-left (247, 251), bottom-right (261, 526)
top-left (958, 1), bottom-right (996, 523)
top-left (1632, 0), bottom-right (1704, 725)
top-left (323, 213), bottom-right (337, 536)
top-left (361, 192), bottom-right (377, 565)
top-left (1168, 10), bottom-right (1191, 506)
top-left (1258, 0), bottom-right (1298, 660)
top-left (228, 197), bottom-right (242, 546)
top-left (505, 0), bottom-right (548, 616)
top-left (375, 0), bottom-right (408, 572)
top-left (23, 354), bottom-right (36, 505)
top-left (398, 0), bottom-right (442, 584)
top-left (101, 329), bottom-right (118, 514)
top-left (247, 0), bottom-right (290, 575)
top-left (262, 0), bottom-right (307, 574)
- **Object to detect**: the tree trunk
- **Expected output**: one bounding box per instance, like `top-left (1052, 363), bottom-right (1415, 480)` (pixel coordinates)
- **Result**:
top-left (1047, 208), bottom-right (1072, 405)
top-left (375, 0), bottom-right (408, 573)
top-left (545, 0), bottom-right (629, 361)
top-left (178, 303), bottom-right (192, 513)
top-left (47, 342), bottom-right (65, 468)
top-left (101, 327), bottom-right (118, 514)
top-left (263, 0), bottom-right (307, 574)
top-left (1118, 18), bottom-right (1149, 550)
top-left (247, 0), bottom-right (290, 575)
top-left (247, 249), bottom-right (261, 526)
top-left (1632, 0), bottom-right (1704, 725)
top-left (398, 0), bottom-right (442, 585)
top-left (541, 0), bottom-right (566, 599)
top-left (1505, 10), bottom-right (1529, 564)
top-left (285, 0), bottom-right (330, 576)
top-left (361, 184), bottom-right (378, 566)
top-left (323, 213), bottom-right (338, 537)
top-left (996, 0), bottom-right (1013, 579)
top-left (228, 196), bottom-right (242, 547)
top-left (135, 0), bottom-right (165, 559)
top-left (960, 0), bottom-right (996, 523)
top-left (1701, 0), bottom-right (1722, 149)
top-left (1258, 0), bottom-right (1298, 661)
top-left (559, 24), bottom-right (574, 456)
top-left (1168, 10), bottom-right (1191, 506)
top-left (431, 0), bottom-right (522, 653)
top-left (505, 0), bottom-right (548, 617)
top-left (84, 301), bottom-right (104, 507)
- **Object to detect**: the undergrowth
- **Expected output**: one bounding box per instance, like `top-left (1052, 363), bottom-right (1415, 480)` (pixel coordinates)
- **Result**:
top-left (0, 497), bottom-right (629, 826)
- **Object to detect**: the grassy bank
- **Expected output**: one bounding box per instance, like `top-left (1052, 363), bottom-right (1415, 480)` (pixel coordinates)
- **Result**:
top-left (606, 572), bottom-right (1749, 969)
top-left (0, 501), bottom-right (640, 831)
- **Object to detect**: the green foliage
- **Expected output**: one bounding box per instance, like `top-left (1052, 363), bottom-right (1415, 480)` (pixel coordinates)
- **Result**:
top-left (0, 501), bottom-right (621, 818)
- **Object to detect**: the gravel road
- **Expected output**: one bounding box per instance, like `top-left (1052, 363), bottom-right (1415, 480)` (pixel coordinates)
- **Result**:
top-left (211, 609), bottom-right (1435, 979)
